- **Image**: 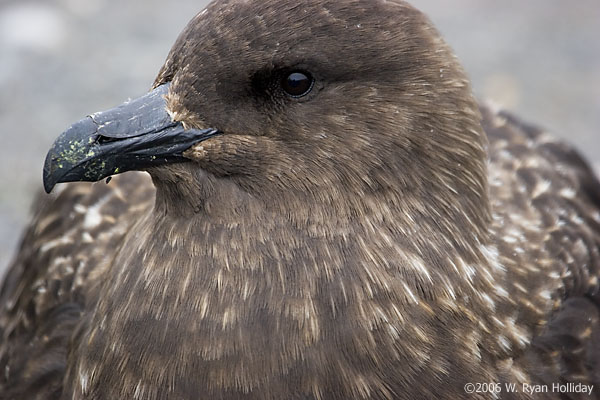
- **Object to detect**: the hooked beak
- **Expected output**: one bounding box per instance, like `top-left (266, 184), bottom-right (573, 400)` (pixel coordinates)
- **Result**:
top-left (43, 83), bottom-right (219, 193)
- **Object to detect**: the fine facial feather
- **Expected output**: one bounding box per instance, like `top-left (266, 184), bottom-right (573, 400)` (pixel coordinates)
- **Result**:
top-left (1, 0), bottom-right (600, 399)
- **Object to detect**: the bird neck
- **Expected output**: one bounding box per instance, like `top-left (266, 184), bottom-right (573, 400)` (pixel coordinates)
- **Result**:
top-left (147, 162), bottom-right (499, 299)
top-left (73, 174), bottom-right (511, 397)
top-left (144, 173), bottom-right (504, 311)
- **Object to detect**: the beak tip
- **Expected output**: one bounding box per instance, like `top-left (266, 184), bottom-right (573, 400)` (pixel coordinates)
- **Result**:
top-left (43, 150), bottom-right (59, 193)
top-left (43, 165), bottom-right (58, 194)
top-left (43, 182), bottom-right (55, 194)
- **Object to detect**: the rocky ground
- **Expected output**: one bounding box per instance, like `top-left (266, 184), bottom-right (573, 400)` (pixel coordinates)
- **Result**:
top-left (1, 0), bottom-right (599, 277)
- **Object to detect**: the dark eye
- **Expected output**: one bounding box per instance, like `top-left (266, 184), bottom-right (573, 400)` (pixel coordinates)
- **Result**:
top-left (281, 71), bottom-right (314, 98)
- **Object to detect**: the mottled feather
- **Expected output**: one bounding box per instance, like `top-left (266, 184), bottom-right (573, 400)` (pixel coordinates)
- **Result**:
top-left (1, 0), bottom-right (600, 399)
top-left (0, 173), bottom-right (154, 399)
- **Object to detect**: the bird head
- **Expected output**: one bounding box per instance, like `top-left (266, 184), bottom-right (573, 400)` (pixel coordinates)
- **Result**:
top-left (44, 0), bottom-right (489, 230)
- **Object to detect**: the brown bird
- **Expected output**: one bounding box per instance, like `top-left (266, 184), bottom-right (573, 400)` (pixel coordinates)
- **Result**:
top-left (1, 0), bottom-right (600, 399)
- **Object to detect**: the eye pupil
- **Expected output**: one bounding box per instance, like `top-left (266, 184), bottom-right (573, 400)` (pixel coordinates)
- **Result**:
top-left (282, 71), bottom-right (313, 97)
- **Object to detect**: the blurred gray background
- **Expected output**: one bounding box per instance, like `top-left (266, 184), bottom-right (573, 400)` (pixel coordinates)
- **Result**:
top-left (1, 0), bottom-right (599, 277)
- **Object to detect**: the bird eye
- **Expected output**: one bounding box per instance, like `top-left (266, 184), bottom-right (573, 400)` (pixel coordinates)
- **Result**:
top-left (281, 71), bottom-right (314, 98)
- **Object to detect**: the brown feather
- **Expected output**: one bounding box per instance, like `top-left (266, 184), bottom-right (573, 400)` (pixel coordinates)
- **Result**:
top-left (1, 1), bottom-right (600, 399)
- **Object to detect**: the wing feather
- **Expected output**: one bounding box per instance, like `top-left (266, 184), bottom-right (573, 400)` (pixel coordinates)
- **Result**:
top-left (0, 172), bottom-right (154, 399)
